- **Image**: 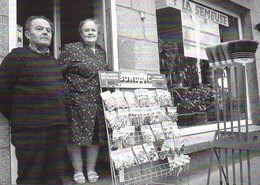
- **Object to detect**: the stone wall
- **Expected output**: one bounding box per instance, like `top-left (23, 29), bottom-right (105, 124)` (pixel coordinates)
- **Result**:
top-left (116, 0), bottom-right (160, 72)
top-left (0, 1), bottom-right (11, 184)
top-left (112, 0), bottom-right (260, 122)
top-left (0, 0), bottom-right (9, 62)
top-left (229, 0), bottom-right (260, 124)
top-left (0, 114), bottom-right (10, 184)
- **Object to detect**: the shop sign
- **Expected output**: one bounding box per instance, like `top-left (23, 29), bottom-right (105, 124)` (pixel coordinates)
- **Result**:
top-left (182, 11), bottom-right (220, 60)
top-left (99, 71), bottom-right (167, 89)
top-left (163, 0), bottom-right (229, 27)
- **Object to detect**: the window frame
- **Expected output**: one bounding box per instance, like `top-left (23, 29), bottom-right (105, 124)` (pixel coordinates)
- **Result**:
top-left (156, 0), bottom-right (245, 127)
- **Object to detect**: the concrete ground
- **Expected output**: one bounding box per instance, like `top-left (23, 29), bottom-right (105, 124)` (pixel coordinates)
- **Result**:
top-left (11, 146), bottom-right (260, 185)
top-left (177, 151), bottom-right (260, 185)
top-left (11, 124), bottom-right (260, 185)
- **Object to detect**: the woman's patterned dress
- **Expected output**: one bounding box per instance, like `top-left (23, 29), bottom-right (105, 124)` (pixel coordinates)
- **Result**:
top-left (59, 42), bottom-right (108, 145)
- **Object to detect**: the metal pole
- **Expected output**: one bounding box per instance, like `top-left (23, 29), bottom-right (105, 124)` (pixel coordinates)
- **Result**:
top-left (207, 133), bottom-right (217, 185)
top-left (226, 67), bottom-right (236, 184)
top-left (221, 68), bottom-right (229, 184)
top-left (207, 67), bottom-right (219, 185)
top-left (214, 68), bottom-right (223, 184)
top-left (243, 64), bottom-right (251, 185)
top-left (226, 67), bottom-right (234, 135)
top-left (214, 69), bottom-right (221, 134)
top-left (234, 66), bottom-right (241, 137)
top-left (242, 65), bottom-right (249, 139)
top-left (221, 68), bottom-right (227, 136)
top-left (234, 66), bottom-right (244, 184)
top-left (215, 148), bottom-right (228, 184)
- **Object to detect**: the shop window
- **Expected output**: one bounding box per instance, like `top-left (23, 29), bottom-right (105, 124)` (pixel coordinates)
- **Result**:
top-left (156, 6), bottom-right (243, 126)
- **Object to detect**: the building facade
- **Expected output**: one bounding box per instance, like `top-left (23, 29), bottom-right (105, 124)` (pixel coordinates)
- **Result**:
top-left (1, 0), bottom-right (260, 183)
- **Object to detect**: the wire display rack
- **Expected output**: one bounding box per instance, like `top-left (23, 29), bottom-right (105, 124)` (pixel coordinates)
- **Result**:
top-left (111, 147), bottom-right (190, 185)
top-left (114, 162), bottom-right (189, 185)
top-left (115, 163), bottom-right (170, 185)
top-left (99, 71), bottom-right (191, 185)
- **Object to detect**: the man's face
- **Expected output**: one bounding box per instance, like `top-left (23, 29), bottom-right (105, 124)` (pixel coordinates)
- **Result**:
top-left (80, 20), bottom-right (98, 45)
top-left (25, 18), bottom-right (52, 47)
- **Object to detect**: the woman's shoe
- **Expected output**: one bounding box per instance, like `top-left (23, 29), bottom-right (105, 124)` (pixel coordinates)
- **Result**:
top-left (87, 171), bottom-right (99, 183)
top-left (73, 172), bottom-right (86, 184)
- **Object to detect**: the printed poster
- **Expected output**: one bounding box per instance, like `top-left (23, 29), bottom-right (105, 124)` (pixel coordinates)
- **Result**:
top-left (181, 11), bottom-right (220, 60)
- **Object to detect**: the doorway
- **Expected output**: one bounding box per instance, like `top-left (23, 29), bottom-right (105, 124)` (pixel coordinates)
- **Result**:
top-left (13, 1), bottom-right (103, 183)
top-left (60, 0), bottom-right (94, 47)
top-left (16, 0), bottom-right (102, 58)
top-left (17, 0), bottom-right (54, 53)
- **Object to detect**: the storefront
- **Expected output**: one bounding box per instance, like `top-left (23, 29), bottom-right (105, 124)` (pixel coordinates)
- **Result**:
top-left (1, 0), bottom-right (260, 184)
top-left (156, 0), bottom-right (245, 125)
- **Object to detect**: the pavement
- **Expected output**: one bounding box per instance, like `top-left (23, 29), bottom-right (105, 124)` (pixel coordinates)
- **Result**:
top-left (177, 151), bottom-right (260, 185)
top-left (11, 145), bottom-right (260, 185)
top-left (10, 123), bottom-right (260, 185)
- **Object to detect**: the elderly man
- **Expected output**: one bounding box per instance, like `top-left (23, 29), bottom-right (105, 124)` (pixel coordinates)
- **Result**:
top-left (0, 16), bottom-right (68, 184)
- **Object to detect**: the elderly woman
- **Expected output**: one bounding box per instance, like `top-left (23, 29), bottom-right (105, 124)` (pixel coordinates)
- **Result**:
top-left (59, 18), bottom-right (108, 184)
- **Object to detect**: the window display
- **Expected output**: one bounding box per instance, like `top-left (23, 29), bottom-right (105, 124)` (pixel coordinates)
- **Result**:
top-left (156, 3), bottom-right (242, 126)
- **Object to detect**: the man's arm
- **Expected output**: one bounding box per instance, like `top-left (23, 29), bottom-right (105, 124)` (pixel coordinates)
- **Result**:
top-left (0, 50), bottom-right (20, 120)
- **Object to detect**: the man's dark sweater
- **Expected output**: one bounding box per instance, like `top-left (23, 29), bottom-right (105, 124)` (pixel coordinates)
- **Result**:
top-left (0, 47), bottom-right (67, 127)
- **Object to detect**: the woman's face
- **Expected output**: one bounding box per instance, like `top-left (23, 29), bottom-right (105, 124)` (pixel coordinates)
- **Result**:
top-left (80, 20), bottom-right (98, 45)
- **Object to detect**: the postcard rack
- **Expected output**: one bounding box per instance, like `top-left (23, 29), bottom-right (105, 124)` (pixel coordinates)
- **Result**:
top-left (99, 71), bottom-right (191, 185)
